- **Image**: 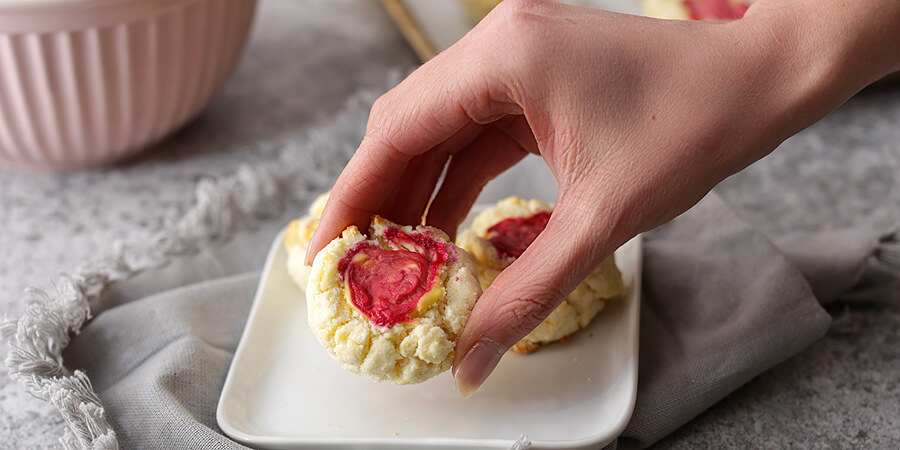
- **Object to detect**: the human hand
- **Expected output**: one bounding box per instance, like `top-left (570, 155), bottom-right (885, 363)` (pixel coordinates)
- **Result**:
top-left (307, 0), bottom-right (900, 396)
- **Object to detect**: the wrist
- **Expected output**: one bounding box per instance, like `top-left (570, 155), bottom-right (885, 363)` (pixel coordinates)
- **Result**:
top-left (727, 0), bottom-right (899, 139)
top-left (746, 0), bottom-right (900, 79)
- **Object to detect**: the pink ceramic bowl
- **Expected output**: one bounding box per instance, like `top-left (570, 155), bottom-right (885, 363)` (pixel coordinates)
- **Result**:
top-left (0, 0), bottom-right (258, 171)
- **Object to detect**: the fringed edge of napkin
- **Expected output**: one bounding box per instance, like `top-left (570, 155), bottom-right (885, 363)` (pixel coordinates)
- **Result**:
top-left (0, 80), bottom-right (392, 449)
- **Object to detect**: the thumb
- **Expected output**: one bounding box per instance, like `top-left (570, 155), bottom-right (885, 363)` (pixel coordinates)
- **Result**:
top-left (452, 199), bottom-right (619, 397)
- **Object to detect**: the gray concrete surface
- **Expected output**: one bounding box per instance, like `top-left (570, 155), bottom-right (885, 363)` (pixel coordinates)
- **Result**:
top-left (1, 0), bottom-right (897, 448)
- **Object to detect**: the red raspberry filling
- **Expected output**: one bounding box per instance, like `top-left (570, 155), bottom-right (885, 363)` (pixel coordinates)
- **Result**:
top-left (486, 211), bottom-right (552, 260)
top-left (684, 0), bottom-right (750, 20)
top-left (337, 228), bottom-right (449, 327)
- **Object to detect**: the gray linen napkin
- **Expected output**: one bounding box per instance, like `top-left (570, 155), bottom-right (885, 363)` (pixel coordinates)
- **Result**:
top-left (52, 191), bottom-right (897, 449)
top-left (618, 194), bottom-right (832, 449)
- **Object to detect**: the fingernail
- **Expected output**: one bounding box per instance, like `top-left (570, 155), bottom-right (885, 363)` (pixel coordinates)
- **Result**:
top-left (304, 240), bottom-right (316, 266)
top-left (454, 339), bottom-right (505, 398)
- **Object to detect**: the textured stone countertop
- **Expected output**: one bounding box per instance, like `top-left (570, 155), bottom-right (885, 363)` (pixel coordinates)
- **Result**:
top-left (1, 0), bottom-right (898, 448)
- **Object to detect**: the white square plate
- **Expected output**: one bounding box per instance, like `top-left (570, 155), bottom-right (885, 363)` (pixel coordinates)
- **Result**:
top-left (217, 210), bottom-right (641, 449)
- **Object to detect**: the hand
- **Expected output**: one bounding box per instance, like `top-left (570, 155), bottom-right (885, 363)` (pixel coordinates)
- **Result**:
top-left (307, 0), bottom-right (900, 396)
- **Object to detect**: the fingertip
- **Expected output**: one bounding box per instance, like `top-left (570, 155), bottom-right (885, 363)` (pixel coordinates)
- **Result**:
top-left (304, 203), bottom-right (346, 266)
top-left (452, 338), bottom-right (505, 398)
top-left (304, 247), bottom-right (313, 267)
top-left (304, 231), bottom-right (323, 266)
top-left (305, 178), bottom-right (377, 266)
top-left (303, 211), bottom-right (359, 266)
top-left (304, 223), bottom-right (331, 266)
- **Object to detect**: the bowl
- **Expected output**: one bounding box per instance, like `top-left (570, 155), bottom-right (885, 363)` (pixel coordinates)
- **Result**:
top-left (0, 0), bottom-right (258, 171)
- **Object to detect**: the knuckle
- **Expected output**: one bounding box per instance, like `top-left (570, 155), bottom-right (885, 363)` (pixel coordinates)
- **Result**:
top-left (491, 289), bottom-right (559, 339)
top-left (491, 10), bottom-right (546, 44)
top-left (479, 12), bottom-right (554, 96)
top-left (485, 0), bottom-right (559, 39)
top-left (456, 75), bottom-right (503, 124)
top-left (368, 93), bottom-right (395, 128)
top-left (508, 298), bottom-right (554, 335)
top-left (371, 92), bottom-right (392, 114)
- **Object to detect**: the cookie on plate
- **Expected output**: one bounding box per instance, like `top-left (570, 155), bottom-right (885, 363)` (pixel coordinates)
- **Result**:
top-left (283, 192), bottom-right (330, 291)
top-left (459, 0), bottom-right (503, 24)
top-left (306, 215), bottom-right (482, 384)
top-left (641, 0), bottom-right (751, 21)
top-left (456, 197), bottom-right (624, 353)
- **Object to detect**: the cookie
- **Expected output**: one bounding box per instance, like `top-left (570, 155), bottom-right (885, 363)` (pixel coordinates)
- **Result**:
top-left (641, 0), bottom-right (750, 21)
top-left (306, 215), bottom-right (481, 384)
top-left (459, 0), bottom-right (503, 23)
top-left (284, 192), bottom-right (330, 291)
top-left (456, 197), bottom-right (624, 353)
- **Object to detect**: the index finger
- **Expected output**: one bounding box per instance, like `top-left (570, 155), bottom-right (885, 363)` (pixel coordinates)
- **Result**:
top-left (306, 52), bottom-right (515, 263)
top-left (305, 89), bottom-right (463, 264)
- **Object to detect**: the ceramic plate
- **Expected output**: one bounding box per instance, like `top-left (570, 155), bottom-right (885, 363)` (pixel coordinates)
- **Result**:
top-left (217, 209), bottom-right (641, 449)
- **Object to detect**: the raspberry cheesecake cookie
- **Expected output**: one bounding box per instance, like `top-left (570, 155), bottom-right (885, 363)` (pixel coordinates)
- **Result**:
top-left (457, 197), bottom-right (624, 353)
top-left (642, 0), bottom-right (751, 21)
top-left (306, 216), bottom-right (481, 384)
top-left (283, 192), bottom-right (329, 291)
